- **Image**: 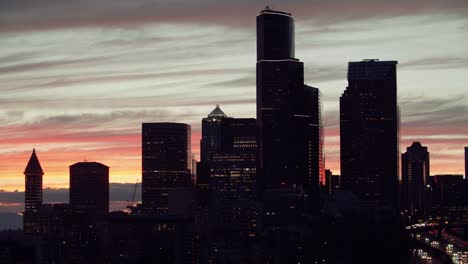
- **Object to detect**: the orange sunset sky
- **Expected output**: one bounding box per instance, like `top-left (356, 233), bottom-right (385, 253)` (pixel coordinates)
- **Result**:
top-left (1, 0), bottom-right (467, 191)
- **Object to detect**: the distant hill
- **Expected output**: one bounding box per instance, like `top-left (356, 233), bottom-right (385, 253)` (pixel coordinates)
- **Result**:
top-left (0, 212), bottom-right (22, 231)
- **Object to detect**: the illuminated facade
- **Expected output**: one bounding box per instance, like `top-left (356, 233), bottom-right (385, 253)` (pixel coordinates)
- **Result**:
top-left (69, 161), bottom-right (109, 215)
top-left (142, 123), bottom-right (191, 213)
top-left (198, 106), bottom-right (257, 196)
top-left (340, 59), bottom-right (400, 208)
top-left (197, 106), bottom-right (258, 241)
top-left (401, 142), bottom-right (430, 217)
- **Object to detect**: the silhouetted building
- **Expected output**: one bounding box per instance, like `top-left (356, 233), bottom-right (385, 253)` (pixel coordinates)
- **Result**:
top-left (197, 106), bottom-right (257, 198)
top-left (200, 105), bottom-right (228, 163)
top-left (465, 146), bottom-right (467, 179)
top-left (256, 8), bottom-right (322, 199)
top-left (142, 123), bottom-right (191, 214)
top-left (401, 142), bottom-right (430, 218)
top-left (107, 212), bottom-right (197, 264)
top-left (23, 149), bottom-right (44, 234)
top-left (24, 149), bottom-right (43, 212)
top-left (431, 174), bottom-right (467, 207)
top-left (340, 59), bottom-right (400, 208)
top-left (0, 231), bottom-right (39, 264)
top-left (196, 106), bottom-right (258, 253)
top-left (304, 85), bottom-right (325, 187)
top-left (325, 169), bottom-right (340, 194)
top-left (70, 162), bottom-right (109, 215)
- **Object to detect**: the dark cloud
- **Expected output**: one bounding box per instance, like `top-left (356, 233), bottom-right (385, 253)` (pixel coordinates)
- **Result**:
top-left (0, 213), bottom-right (21, 230)
top-left (0, 0), bottom-right (467, 32)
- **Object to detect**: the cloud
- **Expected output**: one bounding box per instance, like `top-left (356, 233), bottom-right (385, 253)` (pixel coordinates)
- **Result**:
top-left (400, 95), bottom-right (468, 127)
top-left (401, 57), bottom-right (468, 70)
top-left (0, 0), bottom-right (467, 32)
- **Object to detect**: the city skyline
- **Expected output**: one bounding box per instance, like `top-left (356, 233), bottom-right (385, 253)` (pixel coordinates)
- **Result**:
top-left (1, 1), bottom-right (468, 191)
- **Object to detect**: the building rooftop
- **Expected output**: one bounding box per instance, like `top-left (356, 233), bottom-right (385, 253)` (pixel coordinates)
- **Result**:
top-left (207, 104), bottom-right (227, 118)
top-left (259, 6), bottom-right (292, 17)
top-left (69, 161), bottom-right (109, 168)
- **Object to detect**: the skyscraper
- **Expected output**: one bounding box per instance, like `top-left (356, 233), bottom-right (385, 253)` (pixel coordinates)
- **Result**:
top-left (304, 85), bottom-right (325, 187)
top-left (401, 142), bottom-right (430, 216)
top-left (23, 149), bottom-right (44, 233)
top-left (197, 106), bottom-right (258, 244)
top-left (200, 105), bottom-right (227, 163)
top-left (340, 59), bottom-right (400, 208)
top-left (256, 7), bottom-right (322, 194)
top-left (24, 149), bottom-right (43, 212)
top-left (69, 161), bottom-right (109, 215)
top-left (465, 146), bottom-right (467, 179)
top-left (142, 122), bottom-right (191, 213)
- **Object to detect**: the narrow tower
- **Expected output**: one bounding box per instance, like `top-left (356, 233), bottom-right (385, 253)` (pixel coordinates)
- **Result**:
top-left (24, 148), bottom-right (43, 212)
top-left (401, 142), bottom-right (430, 217)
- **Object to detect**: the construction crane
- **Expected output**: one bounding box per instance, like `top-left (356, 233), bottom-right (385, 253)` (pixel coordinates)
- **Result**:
top-left (127, 179), bottom-right (139, 209)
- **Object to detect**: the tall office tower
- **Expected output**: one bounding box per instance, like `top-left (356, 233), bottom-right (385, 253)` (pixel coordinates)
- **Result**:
top-left (257, 7), bottom-right (322, 193)
top-left (304, 85), bottom-right (325, 187)
top-left (465, 147), bottom-right (467, 179)
top-left (70, 162), bottom-right (109, 215)
top-left (198, 106), bottom-right (257, 198)
top-left (24, 149), bottom-right (43, 212)
top-left (340, 59), bottom-right (400, 208)
top-left (200, 105), bottom-right (227, 163)
top-left (197, 106), bottom-right (258, 242)
top-left (208, 116), bottom-right (257, 201)
top-left (142, 123), bottom-right (191, 213)
top-left (401, 142), bottom-right (430, 217)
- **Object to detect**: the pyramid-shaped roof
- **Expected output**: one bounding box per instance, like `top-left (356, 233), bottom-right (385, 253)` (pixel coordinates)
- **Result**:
top-left (24, 149), bottom-right (43, 174)
top-left (207, 104), bottom-right (227, 118)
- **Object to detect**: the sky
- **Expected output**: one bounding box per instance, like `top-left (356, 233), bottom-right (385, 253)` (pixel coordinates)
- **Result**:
top-left (0, 0), bottom-right (467, 192)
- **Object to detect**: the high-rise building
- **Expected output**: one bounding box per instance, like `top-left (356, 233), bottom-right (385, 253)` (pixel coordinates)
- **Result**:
top-left (465, 146), bottom-right (467, 179)
top-left (325, 169), bottom-right (340, 194)
top-left (69, 162), bottom-right (109, 215)
top-left (401, 142), bottom-right (430, 216)
top-left (196, 106), bottom-right (258, 243)
top-left (340, 59), bottom-right (400, 208)
top-left (142, 123), bottom-right (191, 213)
top-left (198, 106), bottom-right (257, 191)
top-left (24, 149), bottom-right (43, 212)
top-left (23, 149), bottom-right (44, 233)
top-left (256, 7), bottom-right (322, 195)
top-left (200, 105), bottom-right (228, 163)
top-left (304, 85), bottom-right (325, 187)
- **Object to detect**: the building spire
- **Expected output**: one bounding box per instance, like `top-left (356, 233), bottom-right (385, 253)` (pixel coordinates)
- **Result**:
top-left (24, 148), bottom-right (44, 174)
